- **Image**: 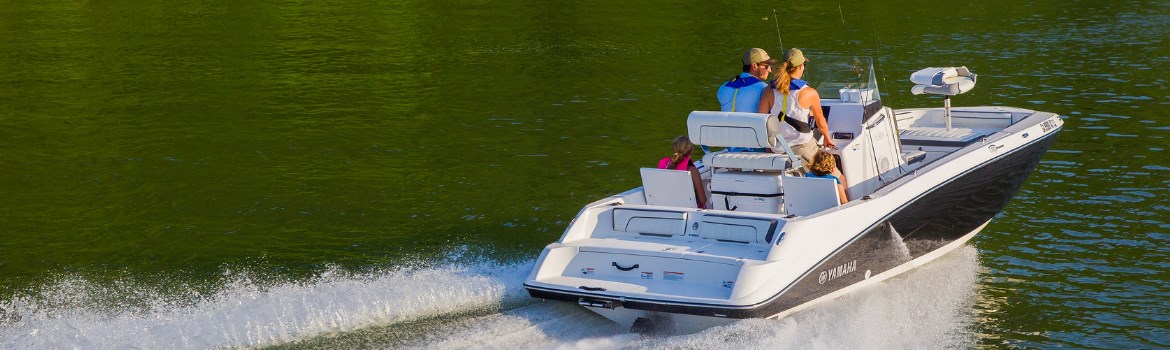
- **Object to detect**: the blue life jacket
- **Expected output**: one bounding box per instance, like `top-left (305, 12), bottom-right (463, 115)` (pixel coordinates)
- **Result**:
top-left (717, 73), bottom-right (768, 152)
top-left (789, 78), bottom-right (808, 92)
top-left (716, 73), bottom-right (767, 112)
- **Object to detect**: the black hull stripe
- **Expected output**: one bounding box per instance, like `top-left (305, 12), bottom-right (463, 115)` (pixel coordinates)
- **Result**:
top-left (768, 126), bottom-right (1062, 307)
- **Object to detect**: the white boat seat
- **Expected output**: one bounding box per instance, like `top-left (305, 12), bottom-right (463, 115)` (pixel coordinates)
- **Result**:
top-left (910, 66), bottom-right (976, 96)
top-left (901, 127), bottom-right (977, 139)
top-left (899, 127), bottom-right (984, 147)
top-left (639, 168), bottom-right (698, 208)
top-left (695, 215), bottom-right (776, 244)
top-left (611, 208), bottom-right (688, 237)
top-left (687, 111), bottom-right (782, 149)
top-left (782, 176), bottom-right (840, 216)
top-left (701, 152), bottom-right (791, 171)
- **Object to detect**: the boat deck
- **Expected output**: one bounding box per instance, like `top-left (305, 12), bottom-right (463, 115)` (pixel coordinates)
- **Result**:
top-left (894, 106), bottom-right (1033, 166)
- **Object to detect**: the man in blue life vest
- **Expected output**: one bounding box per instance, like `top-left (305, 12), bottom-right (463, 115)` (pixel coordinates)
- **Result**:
top-left (717, 48), bottom-right (774, 112)
top-left (716, 48), bottom-right (774, 152)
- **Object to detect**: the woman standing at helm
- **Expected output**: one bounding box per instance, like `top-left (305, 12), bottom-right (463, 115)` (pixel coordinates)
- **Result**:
top-left (758, 48), bottom-right (836, 168)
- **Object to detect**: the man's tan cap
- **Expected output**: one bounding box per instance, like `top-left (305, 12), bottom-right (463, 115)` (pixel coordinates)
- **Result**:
top-left (741, 48), bottom-right (776, 66)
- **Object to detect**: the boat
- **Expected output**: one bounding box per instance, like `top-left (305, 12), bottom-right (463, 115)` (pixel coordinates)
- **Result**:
top-left (522, 56), bottom-right (1063, 334)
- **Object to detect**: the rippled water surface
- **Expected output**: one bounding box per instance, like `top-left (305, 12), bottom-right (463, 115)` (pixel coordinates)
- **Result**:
top-left (1, 0), bottom-right (1168, 348)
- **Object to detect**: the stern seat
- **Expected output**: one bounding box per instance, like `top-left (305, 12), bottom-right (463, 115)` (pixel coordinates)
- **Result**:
top-left (701, 152), bottom-right (791, 172)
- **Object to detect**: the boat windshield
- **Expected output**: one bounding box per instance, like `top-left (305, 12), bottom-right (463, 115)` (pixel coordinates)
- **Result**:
top-left (802, 56), bottom-right (880, 102)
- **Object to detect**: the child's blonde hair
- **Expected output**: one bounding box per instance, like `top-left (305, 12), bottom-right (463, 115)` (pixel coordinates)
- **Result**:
top-left (810, 149), bottom-right (836, 176)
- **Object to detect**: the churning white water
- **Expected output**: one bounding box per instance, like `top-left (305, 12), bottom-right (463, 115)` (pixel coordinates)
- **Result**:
top-left (1, 246), bottom-right (981, 349)
top-left (0, 258), bottom-right (534, 349)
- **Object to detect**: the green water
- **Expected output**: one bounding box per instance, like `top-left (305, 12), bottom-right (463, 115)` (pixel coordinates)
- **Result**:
top-left (2, 0), bottom-right (1169, 348)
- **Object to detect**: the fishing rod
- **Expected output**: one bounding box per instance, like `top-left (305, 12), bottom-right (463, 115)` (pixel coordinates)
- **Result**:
top-left (836, 3), bottom-right (880, 106)
top-left (772, 9), bottom-right (784, 54)
top-left (838, 4), bottom-right (846, 31)
top-left (871, 23), bottom-right (895, 110)
top-left (837, 3), bottom-right (898, 181)
top-left (836, 4), bottom-right (858, 82)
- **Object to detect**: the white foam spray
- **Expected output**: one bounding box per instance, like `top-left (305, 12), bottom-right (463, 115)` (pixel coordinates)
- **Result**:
top-left (388, 245), bottom-right (980, 350)
top-left (629, 245), bottom-right (981, 349)
top-left (1, 245), bottom-right (981, 349)
top-left (889, 223), bottom-right (914, 260)
top-left (0, 258), bottom-right (534, 349)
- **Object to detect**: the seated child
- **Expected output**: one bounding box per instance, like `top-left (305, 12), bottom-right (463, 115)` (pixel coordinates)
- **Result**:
top-left (806, 149), bottom-right (849, 204)
top-left (659, 136), bottom-right (709, 209)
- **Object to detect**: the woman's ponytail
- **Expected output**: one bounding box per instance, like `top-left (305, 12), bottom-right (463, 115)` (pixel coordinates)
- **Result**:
top-left (774, 61), bottom-right (794, 95)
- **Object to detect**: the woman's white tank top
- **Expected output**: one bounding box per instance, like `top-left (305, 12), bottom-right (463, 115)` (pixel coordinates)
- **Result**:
top-left (769, 86), bottom-right (814, 145)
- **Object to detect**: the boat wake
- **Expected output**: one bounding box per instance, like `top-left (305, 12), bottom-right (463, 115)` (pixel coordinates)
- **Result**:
top-left (0, 246), bottom-right (981, 349)
top-left (0, 255), bottom-right (535, 349)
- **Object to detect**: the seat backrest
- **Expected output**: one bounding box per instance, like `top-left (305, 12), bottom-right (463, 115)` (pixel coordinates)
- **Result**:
top-left (640, 168), bottom-right (697, 208)
top-left (782, 176), bottom-right (841, 216)
top-left (687, 111), bottom-right (782, 149)
top-left (612, 208), bottom-right (688, 237)
top-left (694, 215), bottom-right (777, 244)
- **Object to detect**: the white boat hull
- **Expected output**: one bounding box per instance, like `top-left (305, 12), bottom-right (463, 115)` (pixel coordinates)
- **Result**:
top-left (575, 218), bottom-right (989, 333)
top-left (524, 58), bottom-right (1064, 333)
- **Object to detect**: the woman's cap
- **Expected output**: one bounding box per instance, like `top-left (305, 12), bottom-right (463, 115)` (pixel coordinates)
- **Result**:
top-left (785, 48), bottom-right (810, 66)
top-left (742, 48), bottom-right (776, 65)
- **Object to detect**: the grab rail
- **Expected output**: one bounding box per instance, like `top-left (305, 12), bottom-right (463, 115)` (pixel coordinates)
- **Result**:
top-left (612, 262), bottom-right (640, 271)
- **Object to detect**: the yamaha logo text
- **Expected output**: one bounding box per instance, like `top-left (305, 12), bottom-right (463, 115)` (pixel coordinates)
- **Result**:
top-left (818, 260), bottom-right (857, 284)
